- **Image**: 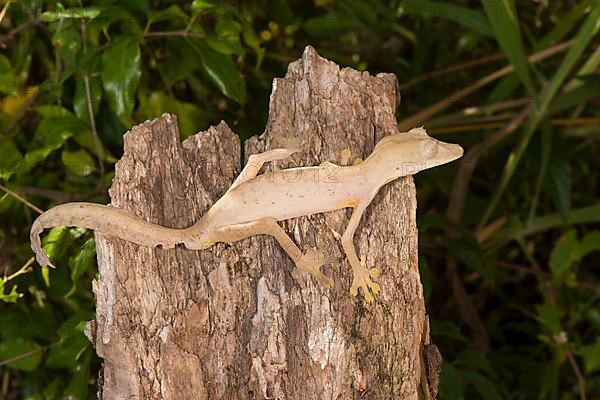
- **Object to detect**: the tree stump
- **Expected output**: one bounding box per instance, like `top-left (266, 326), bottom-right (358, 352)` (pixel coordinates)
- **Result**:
top-left (87, 46), bottom-right (437, 399)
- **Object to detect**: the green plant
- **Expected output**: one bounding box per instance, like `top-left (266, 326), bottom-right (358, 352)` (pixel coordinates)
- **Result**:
top-left (0, 0), bottom-right (598, 398)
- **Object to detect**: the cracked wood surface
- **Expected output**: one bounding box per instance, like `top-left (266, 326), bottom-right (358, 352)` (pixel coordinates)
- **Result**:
top-left (89, 46), bottom-right (432, 399)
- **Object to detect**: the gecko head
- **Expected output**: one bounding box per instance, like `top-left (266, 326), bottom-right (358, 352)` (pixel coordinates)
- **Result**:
top-left (373, 127), bottom-right (463, 178)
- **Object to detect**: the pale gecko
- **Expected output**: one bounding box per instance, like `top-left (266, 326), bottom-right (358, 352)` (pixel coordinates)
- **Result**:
top-left (30, 127), bottom-right (463, 302)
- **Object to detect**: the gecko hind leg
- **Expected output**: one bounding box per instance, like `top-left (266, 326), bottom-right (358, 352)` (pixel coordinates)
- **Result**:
top-left (340, 201), bottom-right (381, 302)
top-left (207, 218), bottom-right (334, 287)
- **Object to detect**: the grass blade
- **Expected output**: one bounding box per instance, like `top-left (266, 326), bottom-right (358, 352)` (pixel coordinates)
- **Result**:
top-left (482, 0), bottom-right (536, 97)
top-left (535, 0), bottom-right (596, 50)
top-left (478, 4), bottom-right (600, 229)
top-left (403, 1), bottom-right (493, 37)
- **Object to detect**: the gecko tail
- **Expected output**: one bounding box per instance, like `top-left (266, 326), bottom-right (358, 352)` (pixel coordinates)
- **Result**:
top-left (30, 218), bottom-right (55, 268)
top-left (29, 202), bottom-right (189, 268)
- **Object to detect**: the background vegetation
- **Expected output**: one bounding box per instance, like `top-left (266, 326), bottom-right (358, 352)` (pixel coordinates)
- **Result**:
top-left (0, 0), bottom-right (598, 398)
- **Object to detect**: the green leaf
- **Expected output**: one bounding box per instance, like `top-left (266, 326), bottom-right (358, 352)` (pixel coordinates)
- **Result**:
top-left (439, 362), bottom-right (464, 400)
top-left (481, 0), bottom-right (535, 96)
top-left (403, 1), bottom-right (493, 37)
top-left (578, 232), bottom-right (600, 258)
top-left (42, 227), bottom-right (73, 268)
top-left (302, 12), bottom-right (357, 37)
top-left (343, 0), bottom-right (377, 25)
top-left (431, 321), bottom-right (466, 342)
top-left (147, 4), bottom-right (188, 24)
top-left (549, 230), bottom-right (578, 282)
top-left (63, 348), bottom-right (91, 399)
top-left (581, 337), bottom-right (600, 373)
top-left (497, 204), bottom-right (600, 242)
top-left (188, 39), bottom-right (246, 104)
top-left (216, 19), bottom-right (242, 37)
top-left (462, 371), bottom-right (503, 400)
top-left (42, 6), bottom-right (102, 22)
top-left (16, 116), bottom-right (86, 175)
top-left (0, 55), bottom-right (17, 94)
top-left (0, 338), bottom-right (42, 371)
top-left (137, 91), bottom-right (210, 138)
top-left (241, 18), bottom-right (265, 68)
top-left (35, 105), bottom-right (74, 119)
top-left (192, 0), bottom-right (216, 13)
top-left (47, 317), bottom-right (91, 370)
top-left (205, 36), bottom-right (244, 56)
top-left (548, 74), bottom-right (600, 115)
top-left (536, 303), bottom-right (562, 334)
top-left (446, 238), bottom-right (497, 285)
top-left (101, 36), bottom-right (142, 126)
top-left (61, 149), bottom-right (97, 177)
top-left (0, 140), bottom-right (23, 181)
top-left (538, 4), bottom-right (600, 112)
top-left (52, 27), bottom-right (82, 65)
top-left (0, 281), bottom-right (21, 303)
top-left (535, 0), bottom-right (596, 50)
top-left (43, 379), bottom-right (62, 400)
top-left (546, 140), bottom-right (571, 217)
top-left (479, 4), bottom-right (600, 228)
top-left (527, 122), bottom-right (552, 222)
top-left (69, 238), bottom-right (96, 283)
top-left (74, 71), bottom-right (102, 122)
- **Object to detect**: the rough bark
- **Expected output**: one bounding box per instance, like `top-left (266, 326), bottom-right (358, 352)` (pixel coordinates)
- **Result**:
top-left (88, 46), bottom-right (435, 400)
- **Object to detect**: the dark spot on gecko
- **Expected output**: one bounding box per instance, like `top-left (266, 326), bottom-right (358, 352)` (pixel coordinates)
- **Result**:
top-left (176, 243), bottom-right (186, 249)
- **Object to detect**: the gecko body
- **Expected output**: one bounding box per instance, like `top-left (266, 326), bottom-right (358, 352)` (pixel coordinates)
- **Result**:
top-left (30, 127), bottom-right (462, 301)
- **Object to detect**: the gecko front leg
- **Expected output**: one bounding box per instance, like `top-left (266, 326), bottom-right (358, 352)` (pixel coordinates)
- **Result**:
top-left (227, 148), bottom-right (300, 193)
top-left (206, 217), bottom-right (334, 287)
top-left (341, 200), bottom-right (381, 302)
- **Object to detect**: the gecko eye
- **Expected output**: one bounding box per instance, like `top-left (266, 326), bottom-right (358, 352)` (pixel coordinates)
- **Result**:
top-left (424, 142), bottom-right (439, 159)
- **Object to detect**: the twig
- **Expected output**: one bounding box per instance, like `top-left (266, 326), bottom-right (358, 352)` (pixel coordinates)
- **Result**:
top-left (18, 186), bottom-right (96, 202)
top-left (0, 347), bottom-right (44, 368)
top-left (422, 246), bottom-right (600, 294)
top-left (79, 8), bottom-right (105, 188)
top-left (447, 106), bottom-right (531, 236)
top-left (429, 116), bottom-right (600, 134)
top-left (398, 52), bottom-right (505, 91)
top-left (83, 74), bottom-right (105, 185)
top-left (427, 98), bottom-right (532, 127)
top-left (0, 184), bottom-right (43, 214)
top-left (3, 257), bottom-right (34, 282)
top-left (142, 30), bottom-right (204, 38)
top-left (495, 261), bottom-right (599, 294)
top-left (565, 349), bottom-right (587, 400)
top-left (0, 0), bottom-right (12, 24)
top-left (398, 40), bottom-right (573, 131)
top-left (440, 106), bottom-right (532, 353)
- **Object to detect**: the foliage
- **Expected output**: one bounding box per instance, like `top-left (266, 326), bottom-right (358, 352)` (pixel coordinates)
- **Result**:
top-left (0, 0), bottom-right (598, 398)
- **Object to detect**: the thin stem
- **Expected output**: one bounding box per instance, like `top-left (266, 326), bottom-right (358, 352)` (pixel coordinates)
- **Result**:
top-left (0, 347), bottom-right (44, 368)
top-left (78, 3), bottom-right (105, 187)
top-left (0, 184), bottom-right (43, 214)
top-left (565, 349), bottom-right (587, 400)
top-left (397, 40), bottom-right (573, 131)
top-left (3, 257), bottom-right (34, 282)
top-left (142, 30), bottom-right (204, 38)
top-left (427, 98), bottom-right (532, 127)
top-left (398, 52), bottom-right (505, 92)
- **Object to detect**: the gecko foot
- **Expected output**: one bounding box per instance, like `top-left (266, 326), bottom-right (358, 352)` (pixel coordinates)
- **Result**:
top-left (292, 248), bottom-right (334, 288)
top-left (350, 255), bottom-right (381, 302)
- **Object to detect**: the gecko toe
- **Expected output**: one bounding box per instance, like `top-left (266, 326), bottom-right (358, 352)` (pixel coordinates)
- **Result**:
top-left (369, 267), bottom-right (381, 278)
top-left (294, 248), bottom-right (334, 289)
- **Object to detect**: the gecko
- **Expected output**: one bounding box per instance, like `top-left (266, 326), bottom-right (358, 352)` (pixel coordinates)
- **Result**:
top-left (30, 127), bottom-right (463, 302)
